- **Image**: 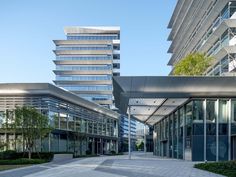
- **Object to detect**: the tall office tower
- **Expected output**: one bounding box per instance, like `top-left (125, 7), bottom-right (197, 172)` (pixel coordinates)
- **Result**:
top-left (168, 0), bottom-right (236, 76)
top-left (53, 27), bottom-right (120, 109)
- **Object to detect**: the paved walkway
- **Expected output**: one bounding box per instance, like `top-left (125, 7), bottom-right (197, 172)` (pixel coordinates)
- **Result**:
top-left (0, 152), bottom-right (224, 177)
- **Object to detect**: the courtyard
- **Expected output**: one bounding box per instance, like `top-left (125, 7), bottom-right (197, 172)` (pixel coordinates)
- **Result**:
top-left (0, 152), bottom-right (224, 177)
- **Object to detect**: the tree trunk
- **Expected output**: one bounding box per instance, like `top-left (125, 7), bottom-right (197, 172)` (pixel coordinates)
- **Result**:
top-left (28, 149), bottom-right (31, 159)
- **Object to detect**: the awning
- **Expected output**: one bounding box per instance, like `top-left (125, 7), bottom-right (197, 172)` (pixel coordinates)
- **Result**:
top-left (113, 76), bottom-right (236, 125)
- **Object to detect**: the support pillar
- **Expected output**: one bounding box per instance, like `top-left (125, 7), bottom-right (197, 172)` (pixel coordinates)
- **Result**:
top-left (92, 138), bottom-right (95, 155)
top-left (116, 139), bottom-right (118, 153)
top-left (203, 99), bottom-right (207, 162)
top-left (101, 138), bottom-right (103, 154)
top-left (144, 123), bottom-right (147, 153)
top-left (216, 99), bottom-right (219, 162)
top-left (229, 99), bottom-right (232, 161)
top-left (128, 106), bottom-right (131, 160)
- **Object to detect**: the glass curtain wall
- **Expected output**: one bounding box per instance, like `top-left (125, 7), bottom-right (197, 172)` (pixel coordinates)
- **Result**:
top-left (153, 99), bottom-right (231, 161)
top-left (219, 100), bottom-right (229, 161)
top-left (206, 100), bottom-right (217, 161)
top-left (192, 100), bottom-right (204, 161)
top-left (185, 102), bottom-right (192, 161)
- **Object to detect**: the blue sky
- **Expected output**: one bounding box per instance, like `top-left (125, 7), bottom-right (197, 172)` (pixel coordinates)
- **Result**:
top-left (0, 0), bottom-right (176, 83)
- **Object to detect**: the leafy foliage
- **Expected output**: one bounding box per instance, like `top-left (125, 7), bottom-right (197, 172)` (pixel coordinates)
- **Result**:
top-left (136, 141), bottom-right (144, 150)
top-left (195, 161), bottom-right (236, 177)
top-left (173, 53), bottom-right (212, 76)
top-left (13, 106), bottom-right (51, 159)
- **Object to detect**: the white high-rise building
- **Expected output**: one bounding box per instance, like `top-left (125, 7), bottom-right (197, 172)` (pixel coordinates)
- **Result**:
top-left (53, 26), bottom-right (120, 109)
top-left (168, 0), bottom-right (236, 76)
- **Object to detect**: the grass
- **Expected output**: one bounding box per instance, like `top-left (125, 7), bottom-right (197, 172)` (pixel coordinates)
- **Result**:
top-left (195, 161), bottom-right (236, 177)
top-left (0, 158), bottom-right (48, 165)
top-left (0, 164), bottom-right (31, 171)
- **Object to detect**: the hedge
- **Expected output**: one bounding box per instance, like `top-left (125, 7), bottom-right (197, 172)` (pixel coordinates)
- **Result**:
top-left (0, 150), bottom-right (54, 161)
top-left (0, 158), bottom-right (47, 165)
top-left (195, 161), bottom-right (236, 177)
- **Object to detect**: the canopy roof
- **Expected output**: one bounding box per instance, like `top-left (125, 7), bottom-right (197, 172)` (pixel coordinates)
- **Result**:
top-left (113, 76), bottom-right (236, 125)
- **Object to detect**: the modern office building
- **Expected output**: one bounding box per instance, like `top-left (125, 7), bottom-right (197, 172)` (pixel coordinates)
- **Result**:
top-left (53, 26), bottom-right (120, 109)
top-left (168, 0), bottom-right (236, 76)
top-left (113, 76), bottom-right (236, 161)
top-left (0, 83), bottom-right (119, 155)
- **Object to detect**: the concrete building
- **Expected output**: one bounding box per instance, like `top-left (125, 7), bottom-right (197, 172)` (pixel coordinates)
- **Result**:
top-left (53, 26), bottom-right (120, 109)
top-left (113, 76), bottom-right (236, 161)
top-left (0, 83), bottom-right (119, 155)
top-left (168, 0), bottom-right (236, 76)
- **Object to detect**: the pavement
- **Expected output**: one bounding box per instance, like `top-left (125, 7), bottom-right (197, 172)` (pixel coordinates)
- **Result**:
top-left (0, 152), bottom-right (225, 177)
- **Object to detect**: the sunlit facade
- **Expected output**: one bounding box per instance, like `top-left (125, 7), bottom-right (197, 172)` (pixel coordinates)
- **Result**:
top-left (53, 26), bottom-right (120, 109)
top-left (0, 83), bottom-right (119, 155)
top-left (168, 0), bottom-right (236, 76)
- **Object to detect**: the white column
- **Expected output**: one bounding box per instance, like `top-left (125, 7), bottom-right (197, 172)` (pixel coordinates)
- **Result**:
top-left (229, 99), bottom-right (232, 161)
top-left (203, 99), bottom-right (207, 162)
top-left (128, 106), bottom-right (131, 160)
top-left (144, 123), bottom-right (147, 153)
top-left (216, 99), bottom-right (219, 162)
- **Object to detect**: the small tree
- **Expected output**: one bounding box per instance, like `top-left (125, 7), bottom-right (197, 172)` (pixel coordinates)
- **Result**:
top-left (14, 106), bottom-right (51, 159)
top-left (136, 141), bottom-right (144, 151)
top-left (173, 53), bottom-right (212, 76)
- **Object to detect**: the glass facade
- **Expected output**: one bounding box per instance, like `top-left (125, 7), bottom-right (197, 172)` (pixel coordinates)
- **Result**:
top-left (153, 98), bottom-right (234, 161)
top-left (54, 27), bottom-right (120, 108)
top-left (0, 95), bottom-right (118, 155)
top-left (67, 34), bottom-right (119, 40)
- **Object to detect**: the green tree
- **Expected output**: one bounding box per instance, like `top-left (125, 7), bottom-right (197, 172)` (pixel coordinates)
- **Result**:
top-left (14, 106), bottom-right (51, 159)
top-left (136, 141), bottom-right (144, 151)
top-left (173, 53), bottom-right (212, 76)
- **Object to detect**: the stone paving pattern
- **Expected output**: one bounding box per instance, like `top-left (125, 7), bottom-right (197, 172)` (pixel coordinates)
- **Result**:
top-left (0, 152), bottom-right (225, 177)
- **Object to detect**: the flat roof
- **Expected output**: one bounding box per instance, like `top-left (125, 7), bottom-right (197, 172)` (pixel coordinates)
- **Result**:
top-left (0, 83), bottom-right (119, 119)
top-left (64, 26), bottom-right (120, 35)
top-left (113, 76), bottom-right (236, 125)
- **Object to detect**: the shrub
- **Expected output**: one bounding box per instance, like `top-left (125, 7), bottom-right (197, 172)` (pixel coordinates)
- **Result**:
top-left (110, 150), bottom-right (116, 155)
top-left (0, 151), bottom-right (53, 162)
top-left (0, 150), bottom-right (18, 160)
top-left (195, 161), bottom-right (236, 177)
top-left (18, 152), bottom-right (54, 161)
top-left (0, 158), bottom-right (47, 165)
top-left (86, 150), bottom-right (92, 155)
